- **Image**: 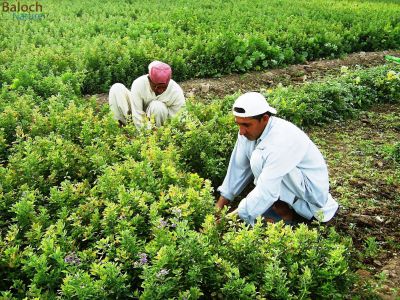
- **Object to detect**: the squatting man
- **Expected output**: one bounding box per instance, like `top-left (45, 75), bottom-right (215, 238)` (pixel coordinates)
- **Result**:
top-left (216, 92), bottom-right (338, 225)
top-left (109, 61), bottom-right (185, 128)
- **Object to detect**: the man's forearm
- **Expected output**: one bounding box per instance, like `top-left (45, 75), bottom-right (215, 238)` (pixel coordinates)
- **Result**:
top-left (215, 196), bottom-right (230, 210)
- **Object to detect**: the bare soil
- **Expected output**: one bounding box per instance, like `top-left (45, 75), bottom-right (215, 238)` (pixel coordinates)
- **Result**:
top-left (309, 103), bottom-right (400, 298)
top-left (181, 50), bottom-right (400, 100)
top-left (91, 50), bottom-right (400, 104)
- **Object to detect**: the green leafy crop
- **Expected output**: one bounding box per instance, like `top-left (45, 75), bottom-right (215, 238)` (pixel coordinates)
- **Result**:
top-left (1, 63), bottom-right (398, 298)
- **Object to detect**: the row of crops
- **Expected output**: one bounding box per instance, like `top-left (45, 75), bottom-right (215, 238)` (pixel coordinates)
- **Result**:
top-left (0, 62), bottom-right (399, 298)
top-left (1, 0), bottom-right (400, 96)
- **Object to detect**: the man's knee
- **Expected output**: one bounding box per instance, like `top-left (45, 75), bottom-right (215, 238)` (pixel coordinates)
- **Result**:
top-left (108, 83), bottom-right (131, 124)
top-left (109, 83), bottom-right (127, 99)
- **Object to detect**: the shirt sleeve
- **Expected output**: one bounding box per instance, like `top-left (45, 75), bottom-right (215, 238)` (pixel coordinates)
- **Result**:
top-left (237, 161), bottom-right (283, 225)
top-left (238, 132), bottom-right (310, 225)
top-left (167, 87), bottom-right (185, 118)
top-left (217, 134), bottom-right (253, 201)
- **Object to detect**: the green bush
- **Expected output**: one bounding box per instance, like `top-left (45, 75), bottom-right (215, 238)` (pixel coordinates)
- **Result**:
top-left (7, 134), bottom-right (90, 194)
top-left (139, 218), bottom-right (353, 299)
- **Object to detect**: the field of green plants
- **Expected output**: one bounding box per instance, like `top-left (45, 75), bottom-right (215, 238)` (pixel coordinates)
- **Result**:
top-left (1, 0), bottom-right (400, 298)
top-left (1, 0), bottom-right (400, 96)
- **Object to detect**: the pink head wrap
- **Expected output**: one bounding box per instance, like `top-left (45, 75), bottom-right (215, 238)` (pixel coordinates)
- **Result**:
top-left (148, 61), bottom-right (172, 84)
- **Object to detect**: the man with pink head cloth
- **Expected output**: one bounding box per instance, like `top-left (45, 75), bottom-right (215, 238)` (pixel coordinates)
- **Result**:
top-left (108, 60), bottom-right (185, 128)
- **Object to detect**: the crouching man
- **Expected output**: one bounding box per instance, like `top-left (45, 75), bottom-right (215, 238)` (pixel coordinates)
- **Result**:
top-left (216, 92), bottom-right (338, 225)
top-left (109, 61), bottom-right (185, 128)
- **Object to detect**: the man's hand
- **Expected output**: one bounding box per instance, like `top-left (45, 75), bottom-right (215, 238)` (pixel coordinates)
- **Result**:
top-left (215, 196), bottom-right (230, 211)
top-left (226, 208), bottom-right (238, 218)
top-left (215, 196), bottom-right (229, 224)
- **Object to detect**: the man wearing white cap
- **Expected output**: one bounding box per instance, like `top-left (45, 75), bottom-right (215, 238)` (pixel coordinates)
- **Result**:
top-left (108, 61), bottom-right (185, 128)
top-left (216, 92), bottom-right (338, 225)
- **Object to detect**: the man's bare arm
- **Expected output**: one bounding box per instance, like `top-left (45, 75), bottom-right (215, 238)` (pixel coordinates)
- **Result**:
top-left (215, 196), bottom-right (230, 210)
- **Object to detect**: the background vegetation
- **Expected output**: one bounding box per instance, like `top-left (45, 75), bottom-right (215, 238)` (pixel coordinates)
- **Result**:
top-left (1, 0), bottom-right (399, 95)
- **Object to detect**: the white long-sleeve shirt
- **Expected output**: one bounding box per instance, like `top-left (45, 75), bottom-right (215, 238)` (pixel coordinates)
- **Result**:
top-left (130, 75), bottom-right (185, 127)
top-left (218, 116), bottom-right (338, 225)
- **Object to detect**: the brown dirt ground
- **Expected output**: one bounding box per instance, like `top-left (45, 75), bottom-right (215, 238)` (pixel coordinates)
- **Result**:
top-left (309, 103), bottom-right (400, 298)
top-left (181, 50), bottom-right (400, 100)
top-left (91, 50), bottom-right (400, 104)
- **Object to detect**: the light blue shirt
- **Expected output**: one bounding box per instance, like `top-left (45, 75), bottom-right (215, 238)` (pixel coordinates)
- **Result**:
top-left (218, 116), bottom-right (338, 225)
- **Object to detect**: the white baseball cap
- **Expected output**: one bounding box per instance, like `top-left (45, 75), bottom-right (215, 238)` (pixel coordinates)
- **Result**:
top-left (232, 92), bottom-right (277, 117)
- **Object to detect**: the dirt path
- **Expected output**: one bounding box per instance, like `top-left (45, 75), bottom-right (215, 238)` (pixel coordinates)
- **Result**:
top-left (310, 103), bottom-right (400, 297)
top-left (91, 50), bottom-right (400, 104)
top-left (181, 50), bottom-right (400, 99)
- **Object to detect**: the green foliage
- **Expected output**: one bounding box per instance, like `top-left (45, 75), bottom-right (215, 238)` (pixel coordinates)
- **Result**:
top-left (1, 0), bottom-right (400, 97)
top-left (362, 237), bottom-right (380, 259)
top-left (140, 219), bottom-right (353, 299)
top-left (1, 41), bottom-right (398, 298)
top-left (7, 134), bottom-right (90, 194)
top-left (393, 142), bottom-right (400, 163)
top-left (268, 65), bottom-right (400, 127)
top-left (160, 99), bottom-right (237, 186)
